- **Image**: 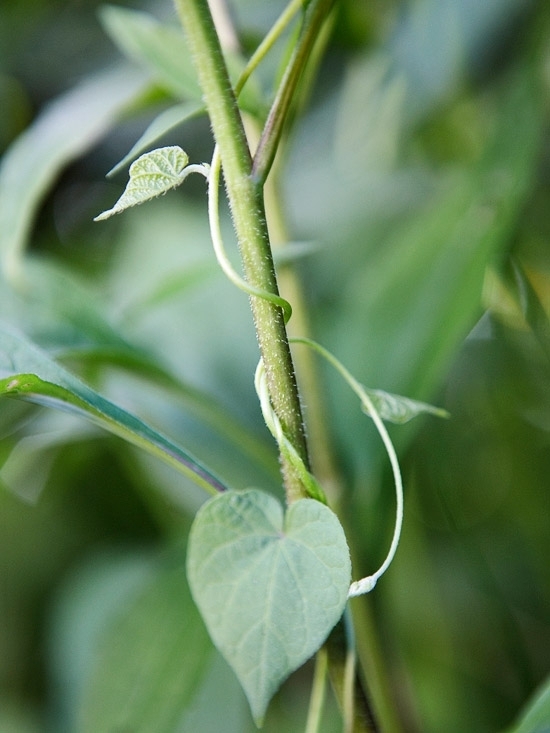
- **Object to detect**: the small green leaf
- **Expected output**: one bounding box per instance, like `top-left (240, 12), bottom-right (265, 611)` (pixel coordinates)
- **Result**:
top-left (0, 326), bottom-right (227, 495)
top-left (362, 387), bottom-right (449, 424)
top-left (187, 489), bottom-right (351, 725)
top-left (94, 146), bottom-right (191, 220)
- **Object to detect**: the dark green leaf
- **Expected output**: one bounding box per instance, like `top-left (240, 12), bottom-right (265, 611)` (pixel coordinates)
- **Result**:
top-left (0, 327), bottom-right (228, 495)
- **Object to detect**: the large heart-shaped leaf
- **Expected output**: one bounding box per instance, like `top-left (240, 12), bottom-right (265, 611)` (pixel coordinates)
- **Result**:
top-left (186, 488), bottom-right (351, 725)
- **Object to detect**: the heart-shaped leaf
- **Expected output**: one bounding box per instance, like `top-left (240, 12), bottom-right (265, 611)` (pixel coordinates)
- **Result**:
top-left (186, 489), bottom-right (351, 725)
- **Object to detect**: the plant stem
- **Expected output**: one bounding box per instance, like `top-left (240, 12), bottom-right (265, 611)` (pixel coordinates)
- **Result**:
top-left (173, 0), bottom-right (310, 502)
top-left (305, 648), bottom-right (328, 733)
top-left (251, 0), bottom-right (336, 186)
top-left (174, 3), bottom-right (403, 731)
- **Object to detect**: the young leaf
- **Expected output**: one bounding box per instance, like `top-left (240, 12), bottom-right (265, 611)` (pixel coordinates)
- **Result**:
top-left (0, 326), bottom-right (228, 495)
top-left (362, 387), bottom-right (450, 424)
top-left (94, 146), bottom-right (192, 220)
top-left (187, 488), bottom-right (351, 725)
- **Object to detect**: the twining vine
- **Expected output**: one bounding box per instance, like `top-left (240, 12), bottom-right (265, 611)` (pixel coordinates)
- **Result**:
top-left (94, 1), bottom-right (448, 728)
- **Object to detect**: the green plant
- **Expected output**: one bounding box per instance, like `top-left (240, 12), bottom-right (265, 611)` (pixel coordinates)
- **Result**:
top-left (1, 1), bottom-right (550, 731)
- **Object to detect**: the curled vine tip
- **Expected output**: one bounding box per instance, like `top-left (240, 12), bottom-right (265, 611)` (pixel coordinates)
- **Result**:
top-left (94, 146), bottom-right (209, 221)
top-left (254, 359), bottom-right (327, 504)
top-left (348, 577), bottom-right (377, 598)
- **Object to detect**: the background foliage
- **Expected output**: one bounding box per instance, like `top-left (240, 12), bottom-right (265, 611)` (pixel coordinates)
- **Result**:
top-left (1, 0), bottom-right (550, 731)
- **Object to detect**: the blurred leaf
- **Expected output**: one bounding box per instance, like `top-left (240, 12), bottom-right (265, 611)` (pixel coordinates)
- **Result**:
top-left (49, 551), bottom-right (249, 733)
top-left (77, 556), bottom-right (247, 732)
top-left (0, 257), bottom-right (134, 352)
top-left (508, 259), bottom-right (550, 363)
top-left (99, 6), bottom-right (264, 119)
top-left (0, 65), bottom-right (148, 279)
top-left (387, 0), bottom-right (533, 121)
top-left (319, 66), bottom-right (545, 478)
top-left (506, 677), bottom-right (550, 733)
top-left (121, 259), bottom-right (217, 316)
top-left (95, 146), bottom-right (195, 221)
top-left (99, 5), bottom-right (202, 101)
top-left (0, 256), bottom-right (276, 479)
top-left (0, 704), bottom-right (41, 733)
top-left (187, 488), bottom-right (351, 725)
top-left (0, 417), bottom-right (92, 503)
top-left (107, 101), bottom-right (204, 178)
top-left (0, 326), bottom-right (228, 495)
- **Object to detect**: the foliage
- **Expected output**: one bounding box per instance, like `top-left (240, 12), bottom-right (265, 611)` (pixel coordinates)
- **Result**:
top-left (1, 0), bottom-right (550, 731)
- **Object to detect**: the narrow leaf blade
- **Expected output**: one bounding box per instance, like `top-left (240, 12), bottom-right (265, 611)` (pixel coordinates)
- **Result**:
top-left (107, 102), bottom-right (203, 178)
top-left (0, 326), bottom-right (227, 494)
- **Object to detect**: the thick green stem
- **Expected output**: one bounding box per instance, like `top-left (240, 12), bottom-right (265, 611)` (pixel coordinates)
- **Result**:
top-left (173, 0), bottom-right (310, 502)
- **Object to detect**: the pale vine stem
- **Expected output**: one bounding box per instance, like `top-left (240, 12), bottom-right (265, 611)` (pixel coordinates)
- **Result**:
top-left (304, 646), bottom-right (328, 733)
top-left (343, 644), bottom-right (357, 733)
top-left (291, 338), bottom-right (404, 596)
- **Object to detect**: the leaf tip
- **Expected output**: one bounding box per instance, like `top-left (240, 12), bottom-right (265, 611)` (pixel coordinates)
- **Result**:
top-left (93, 209), bottom-right (115, 222)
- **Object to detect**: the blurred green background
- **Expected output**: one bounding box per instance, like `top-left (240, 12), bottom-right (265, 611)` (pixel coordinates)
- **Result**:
top-left (1, 0), bottom-right (550, 731)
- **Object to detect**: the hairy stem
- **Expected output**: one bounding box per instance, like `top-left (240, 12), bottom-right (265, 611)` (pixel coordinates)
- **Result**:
top-left (173, 0), bottom-right (310, 502)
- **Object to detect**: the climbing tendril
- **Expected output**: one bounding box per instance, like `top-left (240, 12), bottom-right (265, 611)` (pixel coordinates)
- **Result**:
top-left (204, 147), bottom-right (403, 593)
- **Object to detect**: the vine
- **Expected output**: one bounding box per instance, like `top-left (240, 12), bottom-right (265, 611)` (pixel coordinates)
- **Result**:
top-left (92, 0), bottom-right (447, 727)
